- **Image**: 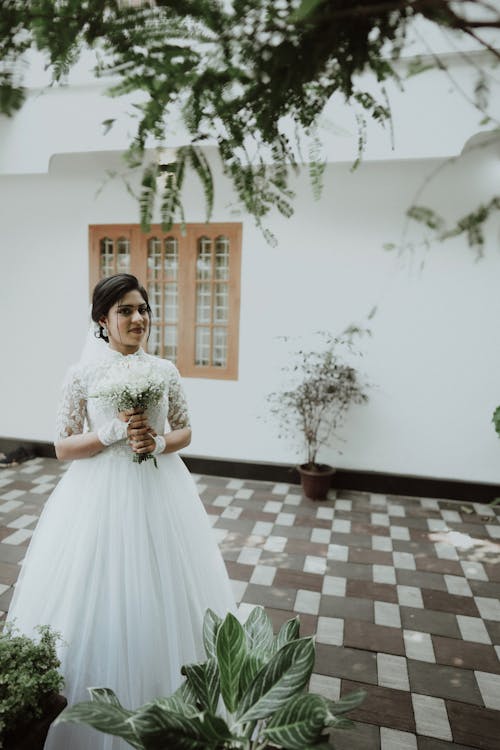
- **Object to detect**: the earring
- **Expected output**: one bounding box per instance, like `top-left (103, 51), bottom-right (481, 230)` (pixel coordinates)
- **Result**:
top-left (102, 324), bottom-right (108, 338)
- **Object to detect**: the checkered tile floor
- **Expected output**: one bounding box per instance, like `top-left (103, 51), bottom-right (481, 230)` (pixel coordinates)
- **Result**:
top-left (1, 457), bottom-right (500, 750)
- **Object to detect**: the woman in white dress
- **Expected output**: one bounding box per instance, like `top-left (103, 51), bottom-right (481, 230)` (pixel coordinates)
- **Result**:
top-left (7, 274), bottom-right (236, 749)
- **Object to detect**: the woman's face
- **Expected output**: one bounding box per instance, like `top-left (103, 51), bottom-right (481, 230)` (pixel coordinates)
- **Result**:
top-left (100, 289), bottom-right (150, 354)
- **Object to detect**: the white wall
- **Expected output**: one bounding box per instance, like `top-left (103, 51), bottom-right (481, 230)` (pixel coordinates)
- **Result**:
top-left (1, 140), bottom-right (499, 484)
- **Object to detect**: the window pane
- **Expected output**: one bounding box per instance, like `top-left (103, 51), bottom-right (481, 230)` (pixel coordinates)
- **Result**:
top-left (196, 283), bottom-right (212, 323)
top-left (214, 283), bottom-right (228, 324)
top-left (117, 237), bottom-right (130, 272)
top-left (148, 283), bottom-right (161, 321)
top-left (164, 237), bottom-right (178, 280)
top-left (215, 236), bottom-right (229, 281)
top-left (196, 237), bottom-right (212, 280)
top-left (164, 283), bottom-right (178, 323)
top-left (212, 327), bottom-right (227, 367)
top-left (195, 327), bottom-right (211, 366)
top-left (164, 326), bottom-right (177, 362)
top-left (147, 326), bottom-right (161, 357)
top-left (100, 237), bottom-right (114, 277)
top-left (147, 237), bottom-right (161, 281)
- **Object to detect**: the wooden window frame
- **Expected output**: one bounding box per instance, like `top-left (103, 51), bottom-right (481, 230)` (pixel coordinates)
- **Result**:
top-left (89, 223), bottom-right (242, 380)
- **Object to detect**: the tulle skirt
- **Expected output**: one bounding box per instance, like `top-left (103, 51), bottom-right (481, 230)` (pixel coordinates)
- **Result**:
top-left (7, 451), bottom-right (236, 749)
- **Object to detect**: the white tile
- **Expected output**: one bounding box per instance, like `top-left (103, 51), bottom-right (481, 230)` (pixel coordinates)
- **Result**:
top-left (427, 519), bottom-right (448, 532)
top-left (403, 630), bottom-right (435, 663)
top-left (328, 543), bottom-right (349, 561)
top-left (373, 565), bottom-right (397, 585)
top-left (421, 499), bottom-right (439, 510)
top-left (220, 505), bottom-right (242, 520)
top-left (374, 601), bottom-right (401, 628)
top-left (6, 514), bottom-right (38, 530)
top-left (486, 524), bottom-right (500, 538)
top-left (212, 527), bottom-right (228, 543)
top-left (475, 671), bottom-right (500, 709)
top-left (207, 515), bottom-right (218, 527)
top-left (276, 512), bottom-right (295, 527)
top-left (370, 493), bottom-right (387, 506)
top-left (0, 479), bottom-right (12, 488)
top-left (371, 513), bottom-right (390, 527)
top-left (473, 502), bottom-right (496, 517)
top-left (294, 589), bottom-right (321, 615)
top-left (230, 579), bottom-right (248, 603)
top-left (460, 560), bottom-right (488, 581)
top-left (0, 490), bottom-right (25, 501)
top-left (2, 529), bottom-right (33, 545)
top-left (322, 575), bottom-right (346, 597)
top-left (311, 528), bottom-right (331, 544)
top-left (237, 547), bottom-right (262, 566)
top-left (316, 616), bottom-right (343, 645)
top-left (32, 474), bottom-right (57, 484)
top-left (457, 615), bottom-right (492, 644)
top-left (390, 526), bottom-right (410, 541)
top-left (263, 536), bottom-right (287, 552)
top-left (412, 694), bottom-right (452, 741)
top-left (392, 551), bottom-right (416, 570)
top-left (316, 506), bottom-right (334, 520)
top-left (195, 484), bottom-right (207, 495)
top-left (309, 673), bottom-right (341, 702)
top-left (387, 505), bottom-right (406, 517)
top-left (495, 645), bottom-right (500, 661)
top-left (30, 483), bottom-right (55, 494)
top-left (441, 510), bottom-right (461, 523)
top-left (373, 535), bottom-right (393, 552)
top-left (331, 519), bottom-right (351, 533)
top-left (304, 555), bottom-right (327, 575)
top-left (213, 495), bottom-right (233, 507)
top-left (252, 521), bottom-right (274, 537)
top-left (226, 478), bottom-right (244, 489)
top-left (474, 597), bottom-right (500, 622)
top-left (0, 583), bottom-right (9, 596)
top-left (377, 653), bottom-right (410, 691)
top-left (397, 586), bottom-right (423, 609)
top-left (284, 494), bottom-right (301, 506)
top-left (380, 727), bottom-right (417, 750)
top-left (263, 500), bottom-right (283, 514)
top-left (237, 602), bottom-right (254, 622)
top-left (334, 499), bottom-right (352, 511)
top-left (434, 542), bottom-right (459, 560)
top-left (271, 483), bottom-right (289, 495)
top-left (250, 565), bottom-right (276, 586)
top-left (235, 488), bottom-right (254, 500)
top-left (19, 464), bottom-right (41, 474)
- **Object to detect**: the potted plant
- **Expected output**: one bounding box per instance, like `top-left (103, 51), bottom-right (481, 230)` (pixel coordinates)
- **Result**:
top-left (268, 330), bottom-right (369, 500)
top-left (0, 623), bottom-right (66, 750)
top-left (56, 606), bottom-right (364, 748)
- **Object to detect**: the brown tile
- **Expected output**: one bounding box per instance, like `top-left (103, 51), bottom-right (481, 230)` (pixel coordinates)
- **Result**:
top-left (421, 589), bottom-right (479, 617)
top-left (259, 551), bottom-right (306, 571)
top-left (215, 518), bottom-right (256, 533)
top-left (315, 644), bottom-right (377, 684)
top-left (273, 525), bottom-right (311, 541)
top-left (432, 635), bottom-right (500, 674)
top-left (415, 557), bottom-right (463, 576)
top-left (417, 737), bottom-right (476, 750)
top-left (346, 579), bottom-right (398, 604)
top-left (294, 515), bottom-right (331, 529)
top-left (243, 583), bottom-right (296, 611)
top-left (0, 588), bottom-right (13, 612)
top-left (396, 569), bottom-right (447, 592)
top-left (343, 619), bottom-right (405, 656)
top-left (447, 698), bottom-right (500, 750)
top-left (0, 544), bottom-right (25, 564)
top-left (407, 660), bottom-right (483, 706)
top-left (239, 508), bottom-right (275, 522)
top-left (205, 505), bottom-right (222, 516)
top-left (0, 561), bottom-right (19, 586)
top-left (484, 620), bottom-right (500, 645)
top-left (224, 561), bottom-right (254, 581)
top-left (329, 720), bottom-right (381, 750)
top-left (265, 607), bottom-right (317, 637)
top-left (393, 540), bottom-right (436, 556)
top-left (349, 547), bottom-right (393, 566)
top-left (400, 607), bottom-right (461, 639)
top-left (284, 538), bottom-right (328, 556)
top-left (409, 528), bottom-right (434, 543)
top-left (274, 568), bottom-right (323, 593)
top-left (320, 595), bottom-right (374, 623)
top-left (326, 560), bottom-right (372, 581)
top-left (340, 678), bottom-right (415, 733)
top-left (351, 522), bottom-right (390, 537)
top-left (483, 563), bottom-right (500, 583)
top-left (469, 580), bottom-right (500, 599)
top-left (330, 531), bottom-right (372, 549)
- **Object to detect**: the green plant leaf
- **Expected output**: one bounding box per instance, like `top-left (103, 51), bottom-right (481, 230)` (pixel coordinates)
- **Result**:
top-left (202, 608), bottom-right (222, 660)
top-left (273, 616), bottom-right (300, 654)
top-left (55, 702), bottom-right (142, 749)
top-left (87, 687), bottom-right (123, 706)
top-left (263, 693), bottom-right (329, 749)
top-left (243, 606), bottom-right (274, 653)
top-left (181, 657), bottom-right (220, 714)
top-left (238, 652), bottom-right (267, 697)
top-left (492, 406), bottom-right (500, 438)
top-left (129, 704), bottom-right (233, 749)
top-left (216, 612), bottom-right (247, 714)
top-left (329, 689), bottom-right (366, 715)
top-left (236, 637), bottom-right (315, 723)
top-left (142, 680), bottom-right (199, 719)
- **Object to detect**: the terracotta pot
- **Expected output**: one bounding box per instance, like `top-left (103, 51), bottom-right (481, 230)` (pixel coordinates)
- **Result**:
top-left (297, 463), bottom-right (336, 501)
top-left (3, 693), bottom-right (67, 750)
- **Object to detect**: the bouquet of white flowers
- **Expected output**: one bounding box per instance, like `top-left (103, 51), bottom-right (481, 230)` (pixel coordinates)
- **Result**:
top-left (91, 358), bottom-right (165, 465)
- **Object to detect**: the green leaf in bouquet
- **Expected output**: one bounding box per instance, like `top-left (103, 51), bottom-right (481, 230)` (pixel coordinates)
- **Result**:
top-left (236, 637), bottom-right (315, 723)
top-left (272, 615), bottom-right (301, 654)
top-left (243, 605), bottom-right (274, 653)
top-left (216, 612), bottom-right (247, 713)
top-left (263, 693), bottom-right (330, 749)
top-left (55, 701), bottom-right (142, 749)
top-left (181, 657), bottom-right (220, 713)
top-left (203, 608), bottom-right (222, 660)
top-left (328, 689), bottom-right (366, 715)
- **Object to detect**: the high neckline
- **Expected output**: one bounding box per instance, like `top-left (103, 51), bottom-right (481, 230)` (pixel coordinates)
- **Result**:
top-left (106, 346), bottom-right (145, 359)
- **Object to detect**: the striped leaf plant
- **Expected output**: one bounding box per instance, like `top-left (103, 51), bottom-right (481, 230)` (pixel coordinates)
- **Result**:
top-left (55, 606), bottom-right (365, 749)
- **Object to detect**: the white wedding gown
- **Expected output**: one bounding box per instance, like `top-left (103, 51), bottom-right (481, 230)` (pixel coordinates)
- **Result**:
top-left (7, 347), bottom-right (236, 749)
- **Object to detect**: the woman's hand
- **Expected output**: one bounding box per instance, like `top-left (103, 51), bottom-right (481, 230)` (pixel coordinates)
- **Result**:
top-left (119, 409), bottom-right (157, 454)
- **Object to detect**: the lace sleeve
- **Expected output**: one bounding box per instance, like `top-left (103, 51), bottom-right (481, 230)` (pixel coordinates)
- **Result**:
top-left (54, 366), bottom-right (87, 441)
top-left (167, 365), bottom-right (191, 431)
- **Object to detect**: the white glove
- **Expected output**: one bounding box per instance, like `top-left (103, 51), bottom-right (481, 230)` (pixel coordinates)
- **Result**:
top-left (97, 418), bottom-right (129, 446)
top-left (150, 434), bottom-right (166, 457)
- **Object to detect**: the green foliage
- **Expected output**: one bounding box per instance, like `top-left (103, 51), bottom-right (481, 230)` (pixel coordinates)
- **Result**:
top-left (1, 0), bottom-right (498, 240)
top-left (0, 623), bottom-right (64, 741)
top-left (56, 606), bottom-right (365, 748)
top-left (492, 405), bottom-right (500, 439)
top-left (268, 331), bottom-right (369, 468)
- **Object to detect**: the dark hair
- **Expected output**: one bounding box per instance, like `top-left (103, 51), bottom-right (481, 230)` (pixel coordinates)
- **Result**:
top-left (92, 274), bottom-right (151, 342)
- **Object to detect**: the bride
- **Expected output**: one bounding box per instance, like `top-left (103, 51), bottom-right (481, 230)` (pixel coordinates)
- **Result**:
top-left (7, 273), bottom-right (236, 749)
